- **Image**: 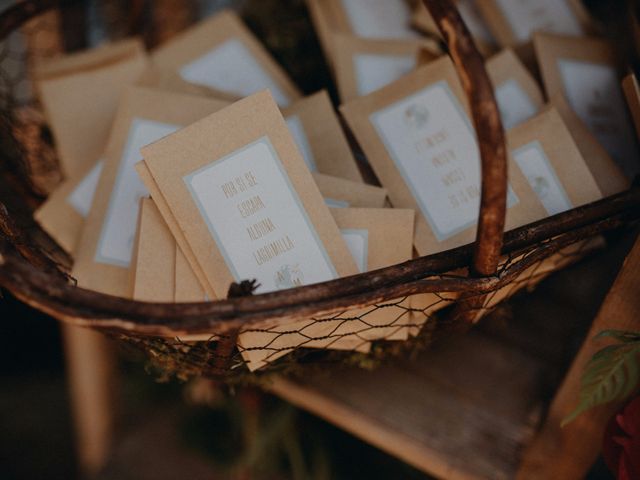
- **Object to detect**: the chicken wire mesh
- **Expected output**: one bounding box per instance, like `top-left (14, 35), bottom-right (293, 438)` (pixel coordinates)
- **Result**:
top-left (105, 236), bottom-right (601, 381)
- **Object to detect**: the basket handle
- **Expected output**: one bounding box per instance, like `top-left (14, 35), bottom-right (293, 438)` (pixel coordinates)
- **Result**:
top-left (422, 0), bottom-right (507, 277)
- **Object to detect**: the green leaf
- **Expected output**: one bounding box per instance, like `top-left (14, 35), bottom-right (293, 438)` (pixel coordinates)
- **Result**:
top-left (595, 330), bottom-right (640, 343)
top-left (562, 342), bottom-right (640, 427)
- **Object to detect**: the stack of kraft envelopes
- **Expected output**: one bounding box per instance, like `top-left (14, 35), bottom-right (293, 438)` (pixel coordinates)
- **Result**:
top-left (35, 4), bottom-right (638, 370)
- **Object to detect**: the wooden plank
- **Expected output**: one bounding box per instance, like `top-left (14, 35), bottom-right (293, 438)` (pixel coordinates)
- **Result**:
top-left (62, 325), bottom-right (117, 476)
top-left (271, 330), bottom-right (544, 480)
top-left (517, 233), bottom-right (640, 479)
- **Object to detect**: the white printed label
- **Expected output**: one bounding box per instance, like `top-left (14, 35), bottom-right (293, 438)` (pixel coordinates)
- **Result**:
top-left (494, 0), bottom-right (582, 42)
top-left (340, 0), bottom-right (418, 39)
top-left (67, 160), bottom-right (104, 218)
top-left (558, 59), bottom-right (640, 180)
top-left (354, 53), bottom-right (417, 97)
top-left (495, 79), bottom-right (539, 130)
top-left (341, 228), bottom-right (368, 273)
top-left (457, 0), bottom-right (496, 45)
top-left (184, 137), bottom-right (337, 294)
top-left (513, 141), bottom-right (572, 216)
top-left (95, 119), bottom-right (180, 267)
top-left (180, 38), bottom-right (291, 107)
top-left (285, 115), bottom-right (317, 171)
top-left (371, 82), bottom-right (518, 241)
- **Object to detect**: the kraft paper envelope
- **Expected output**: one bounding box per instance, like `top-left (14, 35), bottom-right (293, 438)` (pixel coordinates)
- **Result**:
top-left (36, 38), bottom-right (149, 178)
top-left (170, 172), bottom-right (386, 305)
top-left (127, 197), bottom-right (146, 302)
top-left (508, 108), bottom-right (603, 212)
top-left (326, 0), bottom-right (419, 41)
top-left (172, 170), bottom-right (389, 305)
top-left (132, 198), bottom-right (176, 302)
top-left (151, 10), bottom-right (301, 107)
top-left (476, 0), bottom-right (591, 47)
top-left (135, 158), bottom-right (218, 301)
top-left (341, 56), bottom-right (547, 256)
top-left (175, 246), bottom-right (206, 303)
top-left (34, 158), bottom-right (104, 255)
top-left (141, 90), bottom-right (359, 299)
top-left (312, 173), bottom-right (387, 208)
top-left (282, 91), bottom-right (363, 181)
top-left (333, 34), bottom-right (440, 102)
top-left (412, 1), bottom-right (497, 56)
top-left (305, 0), bottom-right (341, 67)
top-left (135, 65), bottom-right (241, 102)
top-left (238, 207), bottom-right (418, 371)
top-left (534, 33), bottom-right (640, 183)
top-left (72, 87), bottom-right (229, 297)
top-left (548, 94), bottom-right (628, 197)
top-left (486, 48), bottom-right (544, 130)
top-left (623, 74), bottom-right (640, 141)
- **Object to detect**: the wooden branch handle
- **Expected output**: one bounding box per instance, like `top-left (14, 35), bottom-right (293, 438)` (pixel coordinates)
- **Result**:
top-left (422, 0), bottom-right (507, 277)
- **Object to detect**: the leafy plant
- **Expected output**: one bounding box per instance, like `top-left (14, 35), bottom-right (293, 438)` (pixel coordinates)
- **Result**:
top-left (563, 330), bottom-right (640, 426)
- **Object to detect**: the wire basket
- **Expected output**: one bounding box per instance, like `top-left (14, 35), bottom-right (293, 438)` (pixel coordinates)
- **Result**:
top-left (0, 0), bottom-right (638, 381)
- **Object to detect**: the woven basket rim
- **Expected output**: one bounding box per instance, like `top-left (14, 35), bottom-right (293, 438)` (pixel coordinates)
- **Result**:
top-left (1, 188), bottom-right (637, 336)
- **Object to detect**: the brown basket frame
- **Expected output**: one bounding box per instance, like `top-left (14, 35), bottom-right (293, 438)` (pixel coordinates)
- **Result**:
top-left (0, 0), bottom-right (638, 377)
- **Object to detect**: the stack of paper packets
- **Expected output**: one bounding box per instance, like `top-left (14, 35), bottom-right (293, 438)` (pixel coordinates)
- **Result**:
top-left (34, 3), bottom-right (639, 370)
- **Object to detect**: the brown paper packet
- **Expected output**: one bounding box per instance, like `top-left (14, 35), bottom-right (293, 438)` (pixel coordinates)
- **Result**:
top-left (72, 87), bottom-right (229, 297)
top-left (175, 246), bottom-right (206, 303)
top-left (508, 107), bottom-right (603, 209)
top-left (36, 38), bottom-right (149, 178)
top-left (141, 90), bottom-right (359, 299)
top-left (476, 0), bottom-right (591, 47)
top-left (486, 48), bottom-right (544, 130)
top-left (412, 0), bottom-right (497, 56)
top-left (623, 73), bottom-right (640, 141)
top-left (34, 158), bottom-right (104, 254)
top-left (332, 34), bottom-right (440, 102)
top-left (549, 94), bottom-right (628, 197)
top-left (341, 56), bottom-right (547, 256)
top-left (238, 207), bottom-right (419, 371)
top-left (325, 0), bottom-right (419, 41)
top-left (135, 160), bottom-right (218, 301)
top-left (282, 91), bottom-right (363, 181)
top-left (534, 33), bottom-right (639, 182)
top-left (128, 196), bottom-right (145, 298)
top-left (132, 198), bottom-right (176, 302)
top-left (170, 172), bottom-right (386, 304)
top-left (151, 10), bottom-right (301, 107)
top-left (313, 173), bottom-right (387, 208)
top-left (306, 0), bottom-right (341, 67)
top-left (135, 65), bottom-right (241, 102)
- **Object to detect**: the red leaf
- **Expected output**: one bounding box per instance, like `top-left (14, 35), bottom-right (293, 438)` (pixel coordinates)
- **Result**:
top-left (603, 395), bottom-right (640, 480)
